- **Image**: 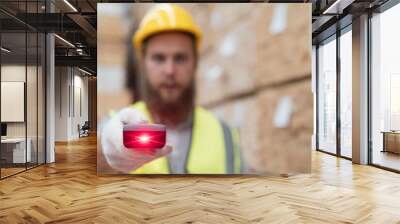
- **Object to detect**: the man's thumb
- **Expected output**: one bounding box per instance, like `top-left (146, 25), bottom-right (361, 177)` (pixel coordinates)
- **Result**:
top-left (156, 145), bottom-right (173, 158)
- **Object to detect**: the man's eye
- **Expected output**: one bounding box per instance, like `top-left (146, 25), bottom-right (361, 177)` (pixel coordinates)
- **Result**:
top-left (175, 54), bottom-right (187, 63)
top-left (152, 54), bottom-right (165, 63)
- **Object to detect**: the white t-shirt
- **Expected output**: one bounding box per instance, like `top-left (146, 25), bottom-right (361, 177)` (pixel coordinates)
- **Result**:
top-left (165, 115), bottom-right (193, 174)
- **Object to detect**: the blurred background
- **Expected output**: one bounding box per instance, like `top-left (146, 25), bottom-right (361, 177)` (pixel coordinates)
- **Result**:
top-left (97, 3), bottom-right (312, 174)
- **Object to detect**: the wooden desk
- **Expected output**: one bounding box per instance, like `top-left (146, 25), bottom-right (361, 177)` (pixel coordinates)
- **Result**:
top-left (381, 131), bottom-right (400, 154)
top-left (1, 138), bottom-right (31, 164)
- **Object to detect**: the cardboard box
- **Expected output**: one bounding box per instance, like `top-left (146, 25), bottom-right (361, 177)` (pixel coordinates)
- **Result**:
top-left (255, 4), bottom-right (311, 87)
top-left (256, 79), bottom-right (313, 174)
top-left (208, 79), bottom-right (312, 174)
top-left (200, 4), bottom-right (260, 53)
top-left (196, 18), bottom-right (259, 106)
top-left (197, 4), bottom-right (311, 106)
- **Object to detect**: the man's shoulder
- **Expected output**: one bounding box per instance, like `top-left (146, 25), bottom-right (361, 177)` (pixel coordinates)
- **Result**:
top-left (131, 101), bottom-right (146, 108)
top-left (194, 106), bottom-right (229, 127)
top-left (194, 106), bottom-right (214, 118)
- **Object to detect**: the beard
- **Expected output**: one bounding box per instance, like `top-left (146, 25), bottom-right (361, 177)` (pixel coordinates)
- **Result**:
top-left (141, 76), bottom-right (195, 126)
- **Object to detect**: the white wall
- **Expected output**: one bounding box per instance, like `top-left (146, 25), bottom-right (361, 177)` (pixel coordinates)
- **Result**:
top-left (71, 73), bottom-right (89, 138)
top-left (54, 67), bottom-right (89, 141)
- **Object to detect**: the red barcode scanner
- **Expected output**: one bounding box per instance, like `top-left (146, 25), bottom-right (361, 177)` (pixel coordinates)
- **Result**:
top-left (123, 124), bottom-right (166, 151)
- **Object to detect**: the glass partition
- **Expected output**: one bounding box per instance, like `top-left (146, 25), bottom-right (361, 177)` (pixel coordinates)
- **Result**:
top-left (0, 1), bottom-right (46, 179)
top-left (317, 35), bottom-right (337, 154)
top-left (371, 3), bottom-right (400, 171)
top-left (1, 30), bottom-right (28, 177)
top-left (339, 27), bottom-right (352, 158)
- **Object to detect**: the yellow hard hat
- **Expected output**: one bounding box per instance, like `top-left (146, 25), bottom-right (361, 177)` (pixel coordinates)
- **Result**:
top-left (133, 3), bottom-right (202, 57)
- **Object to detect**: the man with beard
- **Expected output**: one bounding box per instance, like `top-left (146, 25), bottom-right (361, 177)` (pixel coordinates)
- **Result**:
top-left (100, 4), bottom-right (242, 174)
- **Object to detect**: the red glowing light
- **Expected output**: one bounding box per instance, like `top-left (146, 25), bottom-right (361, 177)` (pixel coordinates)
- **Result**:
top-left (123, 124), bottom-right (166, 149)
top-left (138, 135), bottom-right (150, 143)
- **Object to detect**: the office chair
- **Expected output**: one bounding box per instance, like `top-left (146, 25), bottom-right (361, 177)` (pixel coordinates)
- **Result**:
top-left (79, 121), bottom-right (90, 138)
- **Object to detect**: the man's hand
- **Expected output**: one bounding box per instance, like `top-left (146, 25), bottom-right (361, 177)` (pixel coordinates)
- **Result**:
top-left (100, 107), bottom-right (172, 173)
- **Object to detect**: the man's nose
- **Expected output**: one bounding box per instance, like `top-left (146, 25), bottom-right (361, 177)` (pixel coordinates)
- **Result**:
top-left (163, 58), bottom-right (177, 76)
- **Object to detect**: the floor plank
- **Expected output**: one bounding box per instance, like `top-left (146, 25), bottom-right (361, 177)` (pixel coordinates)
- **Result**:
top-left (1, 135), bottom-right (400, 223)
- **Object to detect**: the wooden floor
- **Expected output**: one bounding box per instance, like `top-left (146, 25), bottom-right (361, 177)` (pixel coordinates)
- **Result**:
top-left (1, 163), bottom-right (45, 178)
top-left (1, 167), bottom-right (26, 178)
top-left (372, 150), bottom-right (400, 171)
top-left (1, 135), bottom-right (400, 223)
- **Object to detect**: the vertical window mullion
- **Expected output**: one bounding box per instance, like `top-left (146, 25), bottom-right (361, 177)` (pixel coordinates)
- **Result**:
top-left (367, 11), bottom-right (373, 165)
top-left (336, 28), bottom-right (341, 157)
top-left (316, 44), bottom-right (320, 150)
top-left (25, 0), bottom-right (28, 171)
top-left (36, 0), bottom-right (39, 167)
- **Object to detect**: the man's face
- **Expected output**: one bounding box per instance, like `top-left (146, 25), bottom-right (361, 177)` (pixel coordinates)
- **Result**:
top-left (142, 32), bottom-right (196, 105)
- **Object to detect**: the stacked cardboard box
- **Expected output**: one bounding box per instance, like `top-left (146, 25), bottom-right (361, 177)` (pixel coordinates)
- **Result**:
top-left (194, 5), bottom-right (262, 105)
top-left (196, 17), bottom-right (259, 106)
top-left (255, 4), bottom-right (311, 87)
top-left (211, 79), bottom-right (312, 174)
top-left (201, 4), bottom-right (312, 174)
top-left (195, 4), bottom-right (311, 104)
top-left (255, 80), bottom-right (312, 173)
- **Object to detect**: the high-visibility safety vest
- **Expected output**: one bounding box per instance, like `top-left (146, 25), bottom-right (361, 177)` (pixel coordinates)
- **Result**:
top-left (129, 101), bottom-right (241, 174)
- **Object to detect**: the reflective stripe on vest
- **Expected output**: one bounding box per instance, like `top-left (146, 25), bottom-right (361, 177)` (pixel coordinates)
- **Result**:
top-left (128, 101), bottom-right (241, 174)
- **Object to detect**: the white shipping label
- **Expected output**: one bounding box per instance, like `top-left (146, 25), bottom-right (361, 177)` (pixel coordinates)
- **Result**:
top-left (219, 32), bottom-right (237, 57)
top-left (273, 96), bottom-right (293, 128)
top-left (205, 65), bottom-right (223, 82)
top-left (269, 4), bottom-right (288, 35)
